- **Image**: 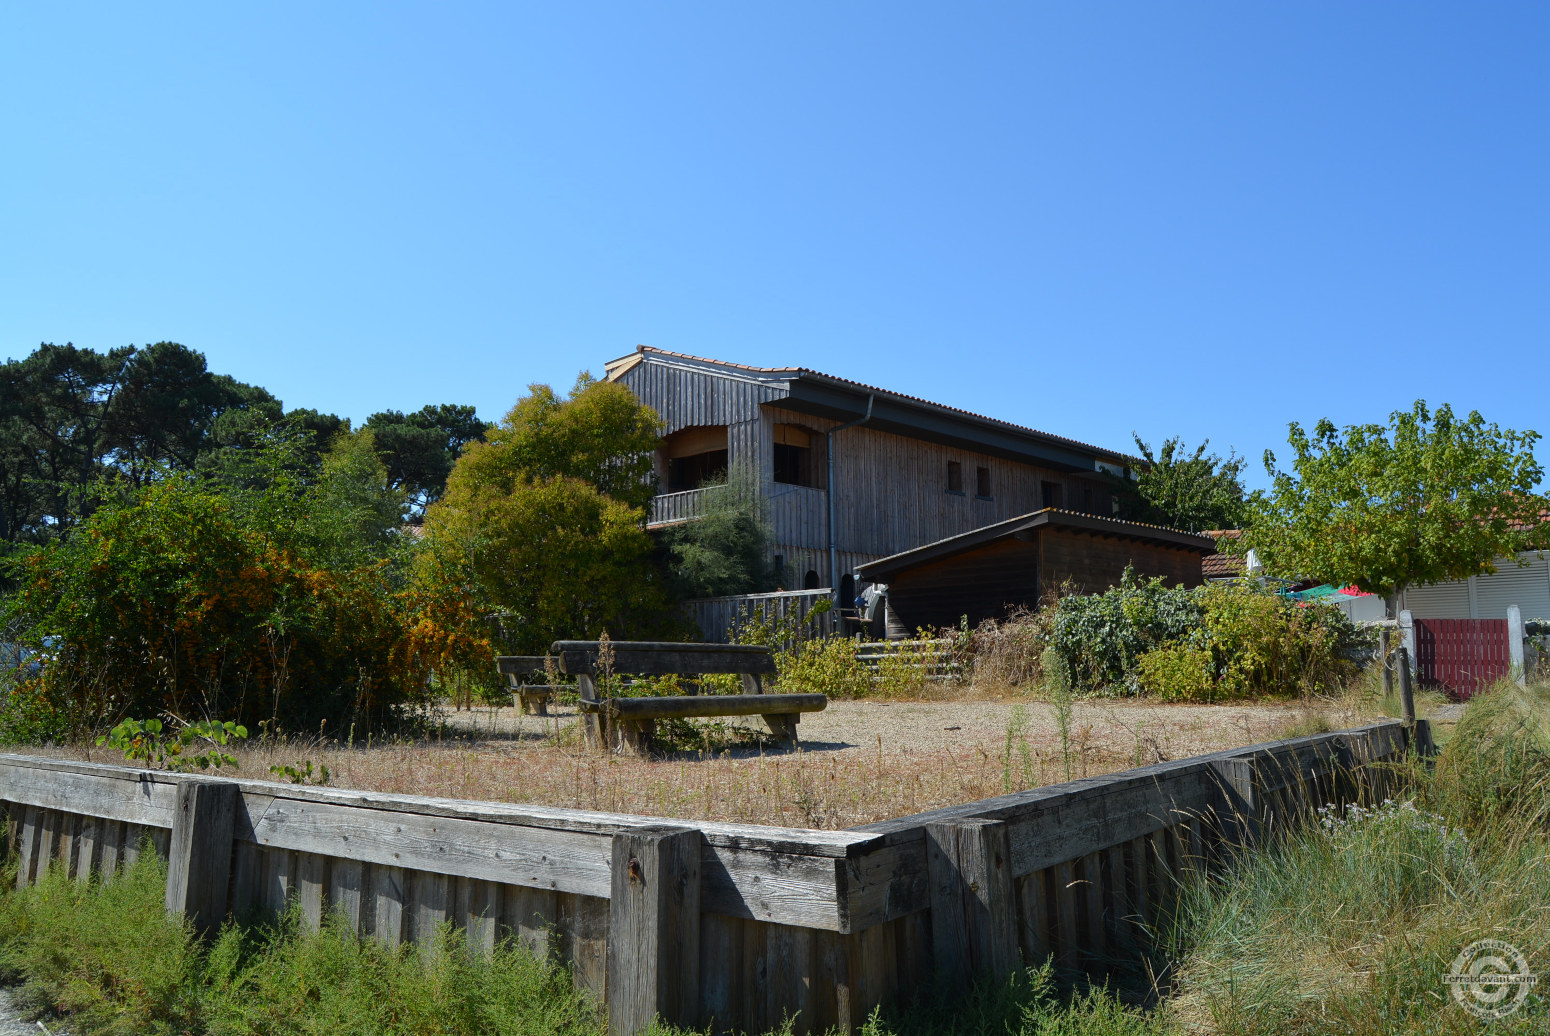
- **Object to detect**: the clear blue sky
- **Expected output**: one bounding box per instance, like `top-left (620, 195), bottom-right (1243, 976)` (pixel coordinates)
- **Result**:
top-left (4, 3), bottom-right (1546, 490)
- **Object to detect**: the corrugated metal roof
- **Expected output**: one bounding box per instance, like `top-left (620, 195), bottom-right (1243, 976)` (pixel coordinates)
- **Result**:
top-left (608, 345), bottom-right (1134, 465)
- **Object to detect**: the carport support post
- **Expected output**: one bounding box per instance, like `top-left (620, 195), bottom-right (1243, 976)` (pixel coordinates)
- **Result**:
top-left (165, 778), bottom-right (238, 937)
top-left (607, 826), bottom-right (701, 1036)
top-left (925, 818), bottom-right (1020, 988)
top-left (1508, 605), bottom-right (1527, 688)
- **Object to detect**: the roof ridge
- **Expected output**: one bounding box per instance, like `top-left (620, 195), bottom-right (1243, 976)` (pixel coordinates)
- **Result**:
top-left (623, 346), bottom-right (1131, 462)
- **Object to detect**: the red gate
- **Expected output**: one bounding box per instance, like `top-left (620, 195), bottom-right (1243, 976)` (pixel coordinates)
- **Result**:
top-left (1412, 618), bottom-right (1509, 700)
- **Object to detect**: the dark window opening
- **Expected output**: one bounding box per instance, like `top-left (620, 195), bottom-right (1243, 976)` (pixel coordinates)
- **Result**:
top-left (667, 450), bottom-right (728, 491)
top-left (774, 424), bottom-right (817, 487)
top-left (774, 443), bottom-right (813, 486)
top-left (839, 573), bottom-right (856, 608)
top-left (947, 461), bottom-right (963, 494)
top-left (773, 554), bottom-right (786, 588)
top-left (803, 569), bottom-right (821, 590)
top-left (1082, 486), bottom-right (1094, 513)
top-left (976, 466), bottom-right (991, 498)
top-left (1041, 481), bottom-right (1063, 509)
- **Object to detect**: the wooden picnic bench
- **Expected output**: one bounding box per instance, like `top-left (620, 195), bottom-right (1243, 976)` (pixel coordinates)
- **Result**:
top-left (498, 641), bottom-right (827, 756)
top-left (494, 656), bottom-right (559, 715)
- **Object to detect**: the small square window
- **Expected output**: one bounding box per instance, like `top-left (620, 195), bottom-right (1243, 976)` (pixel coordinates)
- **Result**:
top-left (976, 467), bottom-right (991, 498)
top-left (947, 461), bottom-right (963, 494)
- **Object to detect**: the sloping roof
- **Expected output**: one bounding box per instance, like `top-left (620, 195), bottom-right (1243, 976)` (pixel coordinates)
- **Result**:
top-left (607, 346), bottom-right (1136, 472)
top-left (856, 508), bottom-right (1216, 581)
top-left (1202, 552), bottom-right (1245, 578)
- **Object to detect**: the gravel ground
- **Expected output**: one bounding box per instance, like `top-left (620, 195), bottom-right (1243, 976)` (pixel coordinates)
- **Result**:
top-left (0, 988), bottom-right (57, 1035)
top-left (445, 695), bottom-right (1364, 765)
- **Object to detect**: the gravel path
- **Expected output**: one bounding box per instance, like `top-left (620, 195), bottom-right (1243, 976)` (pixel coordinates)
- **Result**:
top-left (0, 987), bottom-right (56, 1035)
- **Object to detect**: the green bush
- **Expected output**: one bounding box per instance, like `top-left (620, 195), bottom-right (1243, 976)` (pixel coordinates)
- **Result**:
top-left (1045, 569), bottom-right (1201, 695)
top-left (1135, 644), bottom-right (1217, 702)
top-left (1039, 573), bottom-right (1368, 699)
top-left (776, 636), bottom-right (873, 699)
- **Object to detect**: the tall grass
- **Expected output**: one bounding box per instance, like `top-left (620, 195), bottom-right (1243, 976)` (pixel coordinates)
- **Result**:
top-left (0, 851), bottom-right (601, 1036)
top-left (1163, 682), bottom-right (1550, 1034)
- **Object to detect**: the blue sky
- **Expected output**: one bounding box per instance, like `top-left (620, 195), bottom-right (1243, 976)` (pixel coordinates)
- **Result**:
top-left (3, 3), bottom-right (1546, 490)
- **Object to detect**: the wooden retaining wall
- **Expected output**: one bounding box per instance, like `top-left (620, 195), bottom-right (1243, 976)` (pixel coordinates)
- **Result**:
top-left (0, 719), bottom-right (1425, 1035)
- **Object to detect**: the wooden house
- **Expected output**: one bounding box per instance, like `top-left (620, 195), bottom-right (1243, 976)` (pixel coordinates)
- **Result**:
top-left (855, 508), bottom-right (1214, 635)
top-left (605, 346), bottom-right (1138, 602)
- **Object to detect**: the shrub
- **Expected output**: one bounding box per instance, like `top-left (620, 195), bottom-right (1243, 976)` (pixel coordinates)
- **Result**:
top-left (776, 636), bottom-right (873, 699)
top-left (1135, 644), bottom-right (1217, 702)
top-left (1045, 569), bottom-right (1201, 695)
top-left (1197, 583), bottom-right (1365, 697)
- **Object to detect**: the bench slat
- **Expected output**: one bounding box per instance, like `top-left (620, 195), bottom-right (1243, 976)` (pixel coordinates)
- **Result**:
top-left (580, 694), bottom-right (827, 720)
top-left (549, 641), bottom-right (778, 676)
top-left (495, 656), bottom-right (554, 676)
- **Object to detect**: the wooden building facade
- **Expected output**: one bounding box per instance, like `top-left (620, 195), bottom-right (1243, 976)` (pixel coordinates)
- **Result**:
top-left (855, 509), bottom-right (1215, 635)
top-left (606, 347), bottom-right (1137, 595)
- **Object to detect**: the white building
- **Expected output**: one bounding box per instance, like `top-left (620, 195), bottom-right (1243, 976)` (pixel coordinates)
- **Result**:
top-left (1400, 552), bottom-right (1550, 621)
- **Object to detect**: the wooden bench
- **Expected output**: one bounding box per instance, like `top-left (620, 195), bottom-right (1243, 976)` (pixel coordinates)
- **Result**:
top-left (542, 640), bottom-right (827, 756)
top-left (494, 656), bottom-right (559, 715)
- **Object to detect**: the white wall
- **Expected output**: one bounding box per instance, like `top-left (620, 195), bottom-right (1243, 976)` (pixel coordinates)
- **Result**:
top-left (1402, 552), bottom-right (1550, 621)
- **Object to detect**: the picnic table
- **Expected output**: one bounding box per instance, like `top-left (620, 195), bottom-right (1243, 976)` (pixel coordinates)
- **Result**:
top-left (494, 656), bottom-right (559, 715)
top-left (496, 641), bottom-right (827, 756)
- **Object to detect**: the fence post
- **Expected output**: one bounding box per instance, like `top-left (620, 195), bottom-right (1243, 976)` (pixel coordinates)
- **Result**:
top-left (607, 826), bottom-right (701, 1036)
top-left (164, 778), bottom-right (238, 937)
top-left (1507, 605), bottom-right (1527, 688)
top-left (1397, 644), bottom-right (1415, 727)
top-left (1378, 629), bottom-right (1394, 700)
top-left (925, 818), bottom-right (1019, 987)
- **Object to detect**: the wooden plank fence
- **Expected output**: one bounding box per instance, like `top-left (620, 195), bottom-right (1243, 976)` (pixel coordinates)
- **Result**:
top-left (685, 589), bottom-right (837, 645)
top-left (0, 719), bottom-right (1425, 1035)
top-left (1413, 618), bottom-right (1510, 699)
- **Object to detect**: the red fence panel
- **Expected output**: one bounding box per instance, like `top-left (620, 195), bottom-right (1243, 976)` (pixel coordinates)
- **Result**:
top-left (1413, 618), bottom-right (1509, 700)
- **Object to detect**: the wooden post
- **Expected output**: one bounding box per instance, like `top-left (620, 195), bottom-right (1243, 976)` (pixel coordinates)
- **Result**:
top-left (925, 818), bottom-right (1019, 987)
top-left (1507, 605), bottom-right (1527, 687)
top-left (1379, 629), bottom-right (1394, 700)
top-left (577, 674), bottom-right (603, 748)
top-left (1397, 645), bottom-right (1415, 727)
top-left (165, 778), bottom-right (238, 937)
top-left (607, 826), bottom-right (702, 1036)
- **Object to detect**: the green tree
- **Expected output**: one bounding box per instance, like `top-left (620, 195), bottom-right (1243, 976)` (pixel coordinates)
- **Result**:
top-left (414, 376), bottom-right (673, 654)
top-left (365, 403), bottom-right (490, 517)
top-left (1243, 401), bottom-right (1549, 604)
top-left (1112, 435), bottom-right (1247, 533)
top-left (476, 374), bottom-right (661, 511)
top-left (656, 464), bottom-right (772, 598)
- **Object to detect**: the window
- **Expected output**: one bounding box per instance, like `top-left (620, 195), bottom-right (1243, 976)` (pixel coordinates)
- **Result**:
top-left (773, 424), bottom-right (816, 487)
top-left (803, 569), bottom-right (821, 590)
top-left (1082, 486), bottom-right (1094, 513)
top-left (773, 554), bottom-right (786, 587)
top-left (662, 426), bottom-right (729, 491)
top-left (976, 466), bottom-right (991, 499)
top-left (947, 461), bottom-right (963, 494)
top-left (668, 450), bottom-right (728, 491)
top-left (1041, 481), bottom-right (1063, 509)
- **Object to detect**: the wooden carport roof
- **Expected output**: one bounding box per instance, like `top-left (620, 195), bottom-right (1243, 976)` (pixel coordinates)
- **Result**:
top-left (855, 508), bottom-right (1217, 581)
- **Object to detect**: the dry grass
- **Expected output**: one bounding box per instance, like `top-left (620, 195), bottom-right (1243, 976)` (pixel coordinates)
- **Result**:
top-left (27, 690), bottom-right (1386, 831)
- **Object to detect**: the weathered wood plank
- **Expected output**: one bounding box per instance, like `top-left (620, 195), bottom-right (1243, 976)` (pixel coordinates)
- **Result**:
top-left (608, 826), bottom-right (701, 1035)
top-left (926, 819), bottom-right (1018, 985)
top-left (764, 923), bottom-right (812, 1035)
top-left (503, 884), bottom-right (558, 962)
top-left (14, 805), bottom-right (41, 888)
top-left (75, 815), bottom-right (100, 884)
top-left (0, 760), bottom-right (176, 828)
top-left (370, 864), bottom-right (407, 944)
top-left (697, 912), bottom-right (741, 1031)
top-left (1016, 869), bottom-right (1051, 965)
top-left (296, 852), bottom-right (329, 931)
top-left (410, 869), bottom-right (450, 947)
top-left (165, 780), bottom-right (238, 936)
top-left (229, 839), bottom-right (263, 917)
top-left (466, 878), bottom-right (501, 956)
top-left (550, 640), bottom-right (778, 676)
top-left (330, 858), bottom-right (365, 935)
top-left (563, 893), bottom-right (609, 997)
top-left (584, 692), bottom-right (826, 720)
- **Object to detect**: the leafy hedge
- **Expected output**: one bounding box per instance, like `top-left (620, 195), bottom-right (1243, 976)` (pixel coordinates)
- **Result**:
top-left (1041, 570), bottom-right (1369, 700)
